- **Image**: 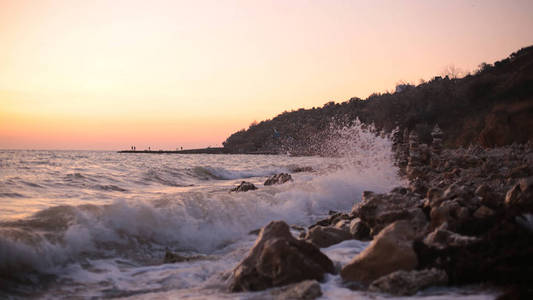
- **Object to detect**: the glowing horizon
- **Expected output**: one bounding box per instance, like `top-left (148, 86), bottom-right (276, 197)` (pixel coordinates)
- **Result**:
top-left (1, 0), bottom-right (532, 150)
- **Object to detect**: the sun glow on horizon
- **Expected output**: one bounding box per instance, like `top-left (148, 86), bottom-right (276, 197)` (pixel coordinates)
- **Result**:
top-left (1, 0), bottom-right (532, 150)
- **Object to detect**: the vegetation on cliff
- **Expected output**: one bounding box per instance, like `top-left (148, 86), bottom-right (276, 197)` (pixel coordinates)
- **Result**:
top-left (223, 45), bottom-right (533, 154)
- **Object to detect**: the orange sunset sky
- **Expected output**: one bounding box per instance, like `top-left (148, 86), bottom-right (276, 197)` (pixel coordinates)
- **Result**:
top-left (1, 0), bottom-right (532, 150)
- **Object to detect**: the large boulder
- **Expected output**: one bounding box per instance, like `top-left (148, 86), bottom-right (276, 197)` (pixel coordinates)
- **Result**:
top-left (304, 226), bottom-right (352, 248)
top-left (369, 268), bottom-right (448, 296)
top-left (229, 221), bottom-right (334, 292)
top-left (340, 220), bottom-right (418, 284)
top-left (351, 191), bottom-right (425, 236)
top-left (264, 173), bottom-right (293, 186)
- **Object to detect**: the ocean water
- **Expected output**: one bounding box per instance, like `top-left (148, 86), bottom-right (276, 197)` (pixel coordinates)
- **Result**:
top-left (0, 125), bottom-right (499, 299)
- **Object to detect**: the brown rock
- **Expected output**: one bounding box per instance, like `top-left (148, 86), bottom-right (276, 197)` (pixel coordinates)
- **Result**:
top-left (473, 205), bottom-right (495, 219)
top-left (505, 177), bottom-right (533, 210)
top-left (423, 223), bottom-right (480, 250)
top-left (351, 191), bottom-right (422, 236)
top-left (334, 219), bottom-right (350, 231)
top-left (340, 220), bottom-right (418, 284)
top-left (270, 280), bottom-right (322, 300)
top-left (349, 218), bottom-right (371, 241)
top-left (264, 173), bottom-right (293, 186)
top-left (231, 181), bottom-right (257, 192)
top-left (304, 226), bottom-right (352, 248)
top-left (369, 268), bottom-right (448, 296)
top-left (430, 199), bottom-right (471, 230)
top-left (475, 184), bottom-right (501, 208)
top-left (229, 221), bottom-right (334, 292)
top-left (164, 250), bottom-right (202, 263)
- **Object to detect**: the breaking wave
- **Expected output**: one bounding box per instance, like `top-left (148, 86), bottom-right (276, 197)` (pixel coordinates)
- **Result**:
top-left (0, 121), bottom-right (403, 297)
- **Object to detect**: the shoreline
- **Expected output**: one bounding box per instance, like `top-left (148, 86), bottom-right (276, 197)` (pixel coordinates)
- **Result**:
top-left (226, 129), bottom-right (533, 299)
top-left (117, 147), bottom-right (279, 155)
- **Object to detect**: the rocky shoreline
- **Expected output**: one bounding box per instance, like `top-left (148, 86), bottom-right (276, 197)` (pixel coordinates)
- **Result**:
top-left (224, 126), bottom-right (533, 299)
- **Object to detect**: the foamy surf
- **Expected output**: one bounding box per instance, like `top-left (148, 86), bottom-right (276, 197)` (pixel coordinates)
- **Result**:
top-left (0, 122), bottom-right (412, 298)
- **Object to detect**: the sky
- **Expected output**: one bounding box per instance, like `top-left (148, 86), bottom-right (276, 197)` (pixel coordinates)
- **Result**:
top-left (1, 0), bottom-right (532, 150)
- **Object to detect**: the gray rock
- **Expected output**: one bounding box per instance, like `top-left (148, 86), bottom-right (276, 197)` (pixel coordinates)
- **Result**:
top-left (304, 225), bottom-right (352, 248)
top-left (369, 268), bottom-right (448, 296)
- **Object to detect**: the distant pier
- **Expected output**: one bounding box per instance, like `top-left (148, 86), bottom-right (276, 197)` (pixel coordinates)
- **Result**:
top-left (118, 147), bottom-right (278, 155)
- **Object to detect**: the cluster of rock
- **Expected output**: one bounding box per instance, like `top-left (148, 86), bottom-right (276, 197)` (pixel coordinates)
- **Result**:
top-left (230, 173), bottom-right (294, 192)
top-left (225, 126), bottom-right (533, 298)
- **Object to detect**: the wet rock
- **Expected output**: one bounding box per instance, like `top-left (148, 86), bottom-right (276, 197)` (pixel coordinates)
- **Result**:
top-left (290, 166), bottom-right (314, 173)
top-left (164, 250), bottom-right (202, 263)
top-left (229, 221), bottom-right (334, 292)
top-left (231, 181), bottom-right (257, 192)
top-left (349, 218), bottom-right (371, 241)
top-left (369, 268), bottom-right (448, 296)
top-left (304, 226), bottom-right (352, 248)
top-left (270, 280), bottom-right (322, 300)
top-left (264, 173), bottom-right (293, 186)
top-left (309, 212), bottom-right (350, 229)
top-left (423, 224), bottom-right (480, 250)
top-left (340, 220), bottom-right (418, 284)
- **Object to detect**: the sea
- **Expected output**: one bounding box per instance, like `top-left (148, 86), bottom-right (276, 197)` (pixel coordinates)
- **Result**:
top-left (0, 124), bottom-right (499, 299)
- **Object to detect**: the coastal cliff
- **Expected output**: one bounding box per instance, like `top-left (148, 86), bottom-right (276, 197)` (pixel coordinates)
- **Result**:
top-left (223, 45), bottom-right (533, 155)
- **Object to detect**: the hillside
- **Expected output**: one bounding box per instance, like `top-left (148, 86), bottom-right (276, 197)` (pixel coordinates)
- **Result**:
top-left (222, 45), bottom-right (533, 155)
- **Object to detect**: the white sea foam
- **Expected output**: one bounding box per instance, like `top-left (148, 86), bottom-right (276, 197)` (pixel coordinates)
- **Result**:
top-left (0, 121), bottom-right (408, 298)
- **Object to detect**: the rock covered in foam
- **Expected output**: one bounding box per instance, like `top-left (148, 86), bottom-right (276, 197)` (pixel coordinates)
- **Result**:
top-left (340, 220), bottom-right (418, 284)
top-left (229, 221), bottom-right (334, 292)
